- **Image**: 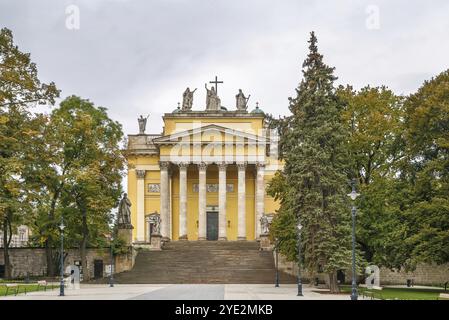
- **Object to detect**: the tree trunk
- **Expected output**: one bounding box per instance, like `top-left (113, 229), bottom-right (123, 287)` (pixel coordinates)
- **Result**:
top-left (45, 190), bottom-right (61, 277)
top-left (80, 208), bottom-right (89, 281)
top-left (328, 272), bottom-right (340, 293)
top-left (3, 216), bottom-right (12, 279)
top-left (45, 240), bottom-right (55, 277)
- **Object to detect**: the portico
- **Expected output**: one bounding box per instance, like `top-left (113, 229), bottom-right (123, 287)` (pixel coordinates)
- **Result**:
top-left (126, 85), bottom-right (281, 243)
top-left (138, 161), bottom-right (265, 241)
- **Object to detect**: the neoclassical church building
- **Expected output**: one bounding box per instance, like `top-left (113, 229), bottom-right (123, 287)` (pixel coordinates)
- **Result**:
top-left (126, 82), bottom-right (282, 243)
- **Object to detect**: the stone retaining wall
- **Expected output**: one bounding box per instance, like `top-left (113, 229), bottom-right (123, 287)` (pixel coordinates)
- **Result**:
top-left (0, 247), bottom-right (135, 279)
top-left (277, 252), bottom-right (449, 286)
top-left (380, 264), bottom-right (449, 286)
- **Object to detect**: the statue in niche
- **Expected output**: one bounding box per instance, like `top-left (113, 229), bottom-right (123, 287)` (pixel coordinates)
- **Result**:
top-left (148, 213), bottom-right (161, 235)
top-left (182, 87), bottom-right (197, 111)
top-left (138, 115), bottom-right (149, 134)
top-left (260, 215), bottom-right (270, 235)
top-left (117, 193), bottom-right (132, 226)
top-left (205, 83), bottom-right (221, 110)
top-left (235, 89), bottom-right (250, 111)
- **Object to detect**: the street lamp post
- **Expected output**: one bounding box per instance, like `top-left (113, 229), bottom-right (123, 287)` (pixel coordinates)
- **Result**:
top-left (275, 238), bottom-right (279, 288)
top-left (297, 222), bottom-right (303, 296)
top-left (59, 217), bottom-right (66, 297)
top-left (347, 178), bottom-right (360, 301)
top-left (109, 235), bottom-right (114, 287)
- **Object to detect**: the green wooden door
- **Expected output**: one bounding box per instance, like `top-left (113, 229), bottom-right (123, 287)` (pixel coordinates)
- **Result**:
top-left (206, 212), bottom-right (218, 240)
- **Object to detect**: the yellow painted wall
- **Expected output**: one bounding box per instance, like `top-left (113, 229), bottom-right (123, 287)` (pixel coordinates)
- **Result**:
top-left (127, 155), bottom-right (162, 240)
top-left (163, 116), bottom-right (264, 136)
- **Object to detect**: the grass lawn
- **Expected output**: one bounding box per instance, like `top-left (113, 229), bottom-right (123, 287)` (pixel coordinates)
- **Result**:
top-left (0, 283), bottom-right (58, 296)
top-left (340, 285), bottom-right (448, 300)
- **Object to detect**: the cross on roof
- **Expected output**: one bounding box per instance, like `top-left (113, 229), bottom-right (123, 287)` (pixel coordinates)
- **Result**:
top-left (209, 76), bottom-right (223, 94)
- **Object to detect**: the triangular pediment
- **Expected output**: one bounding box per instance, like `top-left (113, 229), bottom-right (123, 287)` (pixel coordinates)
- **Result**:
top-left (152, 124), bottom-right (268, 145)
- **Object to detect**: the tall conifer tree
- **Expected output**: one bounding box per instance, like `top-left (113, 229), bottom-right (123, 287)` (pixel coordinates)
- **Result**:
top-left (280, 32), bottom-right (353, 292)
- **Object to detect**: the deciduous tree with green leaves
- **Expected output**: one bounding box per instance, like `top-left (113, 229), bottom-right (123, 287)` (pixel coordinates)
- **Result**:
top-left (0, 27), bottom-right (58, 278)
top-left (48, 96), bottom-right (125, 279)
top-left (399, 70), bottom-right (449, 268)
top-left (336, 85), bottom-right (406, 263)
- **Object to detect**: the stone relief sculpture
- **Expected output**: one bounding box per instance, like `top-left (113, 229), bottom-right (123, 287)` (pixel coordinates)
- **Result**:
top-left (117, 193), bottom-right (132, 226)
top-left (182, 87), bottom-right (197, 111)
top-left (138, 115), bottom-right (149, 134)
top-left (235, 89), bottom-right (250, 111)
top-left (205, 83), bottom-right (221, 110)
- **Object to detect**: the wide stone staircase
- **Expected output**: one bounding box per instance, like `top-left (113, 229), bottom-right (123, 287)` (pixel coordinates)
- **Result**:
top-left (113, 241), bottom-right (297, 284)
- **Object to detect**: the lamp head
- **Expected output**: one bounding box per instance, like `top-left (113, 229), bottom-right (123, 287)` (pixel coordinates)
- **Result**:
top-left (347, 190), bottom-right (360, 201)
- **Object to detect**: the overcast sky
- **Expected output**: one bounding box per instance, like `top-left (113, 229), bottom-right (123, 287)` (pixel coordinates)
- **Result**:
top-left (2, 0), bottom-right (449, 135)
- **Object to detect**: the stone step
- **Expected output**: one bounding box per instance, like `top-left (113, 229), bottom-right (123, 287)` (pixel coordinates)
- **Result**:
top-left (112, 241), bottom-right (297, 284)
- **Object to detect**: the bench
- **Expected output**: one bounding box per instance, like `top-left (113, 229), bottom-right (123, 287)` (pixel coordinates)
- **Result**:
top-left (4, 283), bottom-right (26, 296)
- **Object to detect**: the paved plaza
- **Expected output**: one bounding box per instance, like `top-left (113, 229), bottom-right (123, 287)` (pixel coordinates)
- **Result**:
top-left (0, 284), bottom-right (363, 300)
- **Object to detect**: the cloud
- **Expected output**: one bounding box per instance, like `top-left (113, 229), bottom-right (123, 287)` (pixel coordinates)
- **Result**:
top-left (1, 0), bottom-right (448, 138)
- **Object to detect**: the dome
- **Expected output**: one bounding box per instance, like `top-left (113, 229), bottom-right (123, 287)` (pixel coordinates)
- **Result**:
top-left (250, 104), bottom-right (264, 115)
top-left (172, 106), bottom-right (181, 113)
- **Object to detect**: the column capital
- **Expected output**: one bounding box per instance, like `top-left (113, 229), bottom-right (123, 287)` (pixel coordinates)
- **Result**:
top-left (217, 162), bottom-right (227, 171)
top-left (178, 162), bottom-right (189, 169)
top-left (136, 169), bottom-right (146, 179)
top-left (198, 162), bottom-right (208, 171)
top-left (237, 162), bottom-right (247, 170)
top-left (255, 162), bottom-right (265, 169)
top-left (159, 161), bottom-right (170, 170)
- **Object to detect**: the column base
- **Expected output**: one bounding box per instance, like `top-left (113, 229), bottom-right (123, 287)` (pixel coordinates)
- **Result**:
top-left (198, 237), bottom-right (207, 241)
top-left (237, 237), bottom-right (247, 241)
top-left (179, 235), bottom-right (188, 240)
top-left (218, 237), bottom-right (227, 241)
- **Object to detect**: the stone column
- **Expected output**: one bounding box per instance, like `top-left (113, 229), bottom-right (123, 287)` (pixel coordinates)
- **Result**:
top-left (178, 162), bottom-right (188, 240)
top-left (136, 169), bottom-right (146, 242)
top-left (218, 162), bottom-right (227, 241)
top-left (145, 217), bottom-right (150, 242)
top-left (255, 162), bottom-right (265, 239)
top-left (159, 161), bottom-right (170, 241)
top-left (237, 163), bottom-right (247, 240)
top-left (198, 162), bottom-right (207, 240)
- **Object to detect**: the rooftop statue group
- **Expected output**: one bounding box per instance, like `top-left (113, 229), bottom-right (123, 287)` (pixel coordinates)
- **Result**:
top-left (181, 83), bottom-right (250, 111)
top-left (137, 79), bottom-right (253, 133)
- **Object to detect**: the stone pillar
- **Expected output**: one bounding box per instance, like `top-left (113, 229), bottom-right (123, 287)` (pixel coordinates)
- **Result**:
top-left (145, 217), bottom-right (150, 242)
top-left (237, 163), bottom-right (247, 240)
top-left (169, 171), bottom-right (173, 239)
top-left (136, 169), bottom-right (146, 242)
top-left (178, 162), bottom-right (188, 240)
top-left (218, 162), bottom-right (227, 241)
top-left (255, 162), bottom-right (265, 239)
top-left (198, 162), bottom-right (207, 240)
top-left (159, 161), bottom-right (170, 241)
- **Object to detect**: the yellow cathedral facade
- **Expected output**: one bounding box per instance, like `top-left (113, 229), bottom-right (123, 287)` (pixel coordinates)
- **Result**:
top-left (126, 83), bottom-right (282, 243)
